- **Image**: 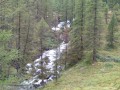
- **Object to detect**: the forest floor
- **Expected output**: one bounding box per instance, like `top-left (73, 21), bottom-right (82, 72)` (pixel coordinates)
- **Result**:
top-left (40, 61), bottom-right (120, 90)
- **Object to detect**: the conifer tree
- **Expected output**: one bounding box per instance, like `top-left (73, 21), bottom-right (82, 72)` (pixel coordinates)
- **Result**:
top-left (34, 18), bottom-right (58, 81)
top-left (0, 30), bottom-right (18, 79)
top-left (107, 13), bottom-right (117, 48)
top-left (85, 0), bottom-right (104, 62)
top-left (69, 0), bottom-right (86, 65)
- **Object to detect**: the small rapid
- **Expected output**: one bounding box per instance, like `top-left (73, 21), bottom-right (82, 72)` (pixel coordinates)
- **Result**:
top-left (21, 20), bottom-right (70, 89)
top-left (21, 42), bottom-right (67, 88)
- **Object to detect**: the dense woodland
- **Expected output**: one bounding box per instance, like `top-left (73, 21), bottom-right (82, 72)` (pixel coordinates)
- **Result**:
top-left (0, 0), bottom-right (120, 89)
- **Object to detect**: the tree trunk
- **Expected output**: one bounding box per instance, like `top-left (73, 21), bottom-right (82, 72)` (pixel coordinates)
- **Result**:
top-left (18, 11), bottom-right (21, 63)
top-left (105, 12), bottom-right (108, 24)
top-left (55, 52), bottom-right (58, 82)
top-left (80, 0), bottom-right (84, 60)
top-left (65, 45), bottom-right (67, 70)
top-left (23, 15), bottom-right (30, 57)
top-left (40, 25), bottom-right (44, 83)
top-left (93, 0), bottom-right (97, 62)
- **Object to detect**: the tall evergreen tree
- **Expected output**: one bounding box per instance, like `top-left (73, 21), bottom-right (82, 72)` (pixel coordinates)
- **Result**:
top-left (69, 0), bottom-right (86, 65)
top-left (0, 30), bottom-right (18, 79)
top-left (85, 0), bottom-right (104, 62)
top-left (107, 13), bottom-right (118, 48)
top-left (33, 18), bottom-right (58, 83)
top-left (92, 0), bottom-right (98, 62)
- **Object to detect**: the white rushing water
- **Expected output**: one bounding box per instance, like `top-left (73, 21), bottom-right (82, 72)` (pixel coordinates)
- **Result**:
top-left (21, 21), bottom-right (70, 89)
top-left (52, 20), bottom-right (71, 31)
top-left (22, 42), bottom-right (68, 88)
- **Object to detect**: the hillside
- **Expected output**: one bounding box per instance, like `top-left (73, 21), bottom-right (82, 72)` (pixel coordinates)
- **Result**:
top-left (0, 0), bottom-right (120, 90)
top-left (40, 62), bottom-right (120, 90)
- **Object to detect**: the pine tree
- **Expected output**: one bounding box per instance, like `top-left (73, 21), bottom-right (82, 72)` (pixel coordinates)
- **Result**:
top-left (93, 0), bottom-right (98, 62)
top-left (107, 0), bottom-right (119, 10)
top-left (107, 13), bottom-right (117, 48)
top-left (0, 30), bottom-right (18, 79)
top-left (69, 0), bottom-right (86, 65)
top-left (85, 0), bottom-right (104, 62)
top-left (33, 18), bottom-right (58, 81)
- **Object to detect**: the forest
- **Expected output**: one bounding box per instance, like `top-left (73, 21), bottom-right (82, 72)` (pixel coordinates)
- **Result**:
top-left (0, 0), bottom-right (120, 90)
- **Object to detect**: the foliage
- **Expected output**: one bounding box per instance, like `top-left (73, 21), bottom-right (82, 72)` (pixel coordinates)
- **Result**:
top-left (96, 54), bottom-right (120, 62)
top-left (33, 18), bottom-right (58, 55)
top-left (69, 0), bottom-right (86, 65)
top-left (107, 13), bottom-right (118, 48)
top-left (0, 30), bottom-right (18, 80)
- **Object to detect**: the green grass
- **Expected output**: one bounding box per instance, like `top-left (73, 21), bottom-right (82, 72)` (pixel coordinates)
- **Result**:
top-left (40, 62), bottom-right (120, 90)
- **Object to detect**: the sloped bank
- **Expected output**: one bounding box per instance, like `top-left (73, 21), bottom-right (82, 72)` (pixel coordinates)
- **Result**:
top-left (40, 62), bottom-right (120, 90)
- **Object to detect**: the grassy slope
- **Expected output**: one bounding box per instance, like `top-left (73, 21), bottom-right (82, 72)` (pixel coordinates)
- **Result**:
top-left (39, 11), bottom-right (120, 90)
top-left (40, 62), bottom-right (120, 90)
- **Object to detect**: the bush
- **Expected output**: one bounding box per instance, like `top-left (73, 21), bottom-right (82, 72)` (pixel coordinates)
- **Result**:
top-left (84, 52), bottom-right (93, 65)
